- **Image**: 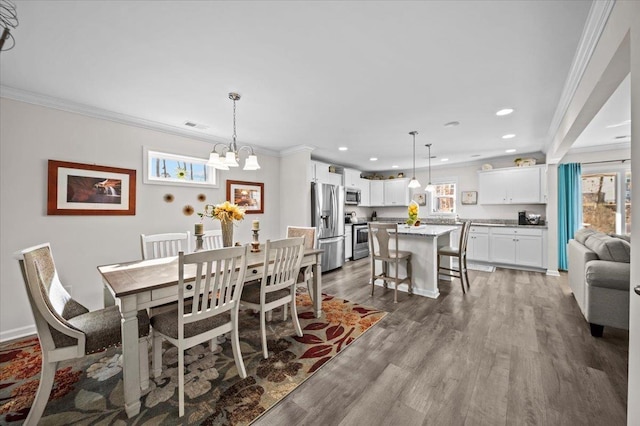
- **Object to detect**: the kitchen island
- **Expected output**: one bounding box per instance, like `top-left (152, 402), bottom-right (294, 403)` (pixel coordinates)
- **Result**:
top-left (372, 224), bottom-right (458, 299)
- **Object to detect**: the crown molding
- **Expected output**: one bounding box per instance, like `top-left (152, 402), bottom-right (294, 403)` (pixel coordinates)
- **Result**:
top-left (566, 141), bottom-right (630, 155)
top-left (0, 85), bottom-right (280, 157)
top-left (279, 145), bottom-right (315, 156)
top-left (544, 0), bottom-right (615, 150)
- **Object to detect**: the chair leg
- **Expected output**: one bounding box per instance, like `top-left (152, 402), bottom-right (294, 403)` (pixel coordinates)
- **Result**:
top-left (283, 303), bottom-right (288, 321)
top-left (139, 337), bottom-right (150, 390)
top-left (152, 332), bottom-right (163, 378)
top-left (436, 254), bottom-right (441, 281)
top-left (306, 273), bottom-right (315, 305)
top-left (463, 254), bottom-right (470, 289)
top-left (370, 259), bottom-right (376, 296)
top-left (25, 357), bottom-right (57, 425)
top-left (260, 309), bottom-right (269, 359)
top-left (407, 257), bottom-right (413, 295)
top-left (393, 261), bottom-right (399, 303)
top-left (178, 348), bottom-right (185, 417)
top-left (459, 256), bottom-right (466, 294)
top-left (383, 262), bottom-right (388, 289)
top-left (290, 291), bottom-right (303, 337)
top-left (266, 310), bottom-right (273, 322)
top-left (230, 313), bottom-right (247, 378)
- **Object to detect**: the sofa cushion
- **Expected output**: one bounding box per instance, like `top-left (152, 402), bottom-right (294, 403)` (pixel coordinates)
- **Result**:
top-left (574, 228), bottom-right (597, 244)
top-left (584, 233), bottom-right (631, 263)
top-left (608, 233), bottom-right (631, 243)
top-left (585, 260), bottom-right (630, 291)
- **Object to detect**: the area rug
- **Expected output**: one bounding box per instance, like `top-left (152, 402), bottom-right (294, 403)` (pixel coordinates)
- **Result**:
top-left (0, 293), bottom-right (386, 425)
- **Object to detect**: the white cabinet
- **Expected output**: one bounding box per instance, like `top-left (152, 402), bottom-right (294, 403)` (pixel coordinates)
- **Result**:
top-left (310, 161), bottom-right (342, 186)
top-left (345, 225), bottom-right (353, 261)
top-left (467, 226), bottom-right (489, 261)
top-left (344, 168), bottom-right (361, 188)
top-left (359, 178), bottom-right (370, 207)
top-left (478, 166), bottom-right (545, 204)
top-left (489, 227), bottom-right (544, 268)
top-left (383, 179), bottom-right (410, 206)
top-left (370, 180), bottom-right (384, 206)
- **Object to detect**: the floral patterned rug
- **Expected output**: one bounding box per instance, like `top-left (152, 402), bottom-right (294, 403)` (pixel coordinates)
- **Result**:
top-left (0, 293), bottom-right (386, 425)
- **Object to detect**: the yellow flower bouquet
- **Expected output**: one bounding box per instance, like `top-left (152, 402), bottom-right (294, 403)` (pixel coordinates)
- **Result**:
top-left (199, 201), bottom-right (245, 224)
top-left (406, 201), bottom-right (419, 226)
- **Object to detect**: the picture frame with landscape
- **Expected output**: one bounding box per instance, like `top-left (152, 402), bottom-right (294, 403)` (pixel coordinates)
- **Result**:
top-left (226, 180), bottom-right (264, 214)
top-left (47, 160), bottom-right (136, 215)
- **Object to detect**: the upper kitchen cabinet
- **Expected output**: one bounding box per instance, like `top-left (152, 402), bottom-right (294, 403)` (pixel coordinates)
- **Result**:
top-left (478, 165), bottom-right (546, 204)
top-left (359, 178), bottom-right (371, 206)
top-left (383, 178), bottom-right (410, 206)
top-left (370, 180), bottom-right (384, 206)
top-left (343, 168), bottom-right (361, 188)
top-left (310, 160), bottom-right (342, 186)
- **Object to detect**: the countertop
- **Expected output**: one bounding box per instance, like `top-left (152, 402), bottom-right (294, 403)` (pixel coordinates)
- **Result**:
top-left (360, 217), bottom-right (547, 230)
top-left (393, 224), bottom-right (459, 236)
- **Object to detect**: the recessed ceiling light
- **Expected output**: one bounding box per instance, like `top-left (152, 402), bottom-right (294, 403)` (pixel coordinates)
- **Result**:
top-left (496, 108), bottom-right (514, 116)
top-left (614, 135), bottom-right (630, 139)
top-left (502, 134), bottom-right (516, 139)
top-left (338, 146), bottom-right (348, 151)
top-left (441, 158), bottom-right (449, 162)
top-left (505, 149), bottom-right (517, 153)
top-left (370, 157), bottom-right (378, 161)
top-left (183, 121), bottom-right (209, 130)
top-left (444, 121), bottom-right (460, 127)
top-left (391, 165), bottom-right (399, 168)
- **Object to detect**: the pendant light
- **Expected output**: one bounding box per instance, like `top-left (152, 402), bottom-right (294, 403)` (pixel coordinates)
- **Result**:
top-left (425, 143), bottom-right (435, 192)
top-left (207, 92), bottom-right (261, 171)
top-left (407, 131), bottom-right (421, 188)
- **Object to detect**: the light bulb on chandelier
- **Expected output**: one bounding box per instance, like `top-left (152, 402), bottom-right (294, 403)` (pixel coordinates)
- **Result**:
top-left (207, 92), bottom-right (261, 171)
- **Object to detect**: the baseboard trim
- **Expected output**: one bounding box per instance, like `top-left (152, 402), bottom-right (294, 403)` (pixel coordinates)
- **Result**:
top-left (373, 282), bottom-right (440, 299)
top-left (546, 269), bottom-right (561, 277)
top-left (1, 325), bottom-right (36, 343)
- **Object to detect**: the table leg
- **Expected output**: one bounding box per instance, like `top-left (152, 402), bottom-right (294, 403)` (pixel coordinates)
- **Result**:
top-left (313, 254), bottom-right (322, 318)
top-left (120, 295), bottom-right (142, 418)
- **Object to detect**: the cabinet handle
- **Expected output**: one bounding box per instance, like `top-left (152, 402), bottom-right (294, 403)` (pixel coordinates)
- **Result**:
top-left (635, 286), bottom-right (640, 296)
top-left (252, 269), bottom-right (258, 274)
top-left (186, 284), bottom-right (193, 290)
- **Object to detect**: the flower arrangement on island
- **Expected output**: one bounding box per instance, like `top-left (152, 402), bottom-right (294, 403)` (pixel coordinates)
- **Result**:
top-left (199, 201), bottom-right (245, 224)
top-left (406, 201), bottom-right (420, 226)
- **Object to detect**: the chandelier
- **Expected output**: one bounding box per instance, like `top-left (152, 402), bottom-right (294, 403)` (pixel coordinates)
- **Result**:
top-left (425, 143), bottom-right (435, 192)
top-left (207, 92), bottom-right (260, 171)
top-left (407, 131), bottom-right (421, 188)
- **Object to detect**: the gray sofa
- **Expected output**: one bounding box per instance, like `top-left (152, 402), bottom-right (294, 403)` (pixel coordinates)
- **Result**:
top-left (567, 228), bottom-right (631, 337)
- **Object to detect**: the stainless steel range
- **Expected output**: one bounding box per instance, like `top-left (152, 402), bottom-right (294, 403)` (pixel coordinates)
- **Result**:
top-left (352, 223), bottom-right (369, 260)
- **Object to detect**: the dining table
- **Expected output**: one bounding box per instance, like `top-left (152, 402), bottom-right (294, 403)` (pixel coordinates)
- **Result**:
top-left (98, 246), bottom-right (323, 418)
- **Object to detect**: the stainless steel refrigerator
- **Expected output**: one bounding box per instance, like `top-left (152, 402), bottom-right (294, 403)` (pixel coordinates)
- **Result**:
top-left (311, 182), bottom-right (345, 272)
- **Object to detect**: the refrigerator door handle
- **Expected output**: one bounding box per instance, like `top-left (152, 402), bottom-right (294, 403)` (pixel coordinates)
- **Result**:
top-left (319, 236), bottom-right (345, 244)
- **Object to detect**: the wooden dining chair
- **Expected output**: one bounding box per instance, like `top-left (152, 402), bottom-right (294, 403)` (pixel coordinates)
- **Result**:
top-left (140, 232), bottom-right (191, 259)
top-left (286, 226), bottom-right (316, 306)
top-left (240, 237), bottom-right (305, 359)
top-left (202, 229), bottom-right (223, 250)
top-left (437, 220), bottom-right (472, 293)
top-left (15, 243), bottom-right (150, 425)
top-left (368, 223), bottom-right (413, 303)
top-left (150, 245), bottom-right (249, 417)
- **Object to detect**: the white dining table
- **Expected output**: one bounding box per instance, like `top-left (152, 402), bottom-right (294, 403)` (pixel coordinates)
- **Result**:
top-left (98, 247), bottom-right (323, 418)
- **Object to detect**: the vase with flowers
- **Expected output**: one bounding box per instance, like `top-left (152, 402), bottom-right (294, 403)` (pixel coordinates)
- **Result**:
top-left (199, 201), bottom-right (245, 247)
top-left (406, 200), bottom-right (419, 226)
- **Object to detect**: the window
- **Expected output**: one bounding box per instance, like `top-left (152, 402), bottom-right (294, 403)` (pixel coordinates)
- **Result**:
top-left (143, 148), bottom-right (218, 187)
top-left (429, 181), bottom-right (456, 215)
top-left (581, 166), bottom-right (631, 234)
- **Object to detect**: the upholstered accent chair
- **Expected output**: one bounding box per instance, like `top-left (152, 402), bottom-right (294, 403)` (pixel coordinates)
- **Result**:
top-left (437, 220), bottom-right (472, 293)
top-left (140, 232), bottom-right (191, 259)
top-left (241, 237), bottom-right (306, 358)
top-left (150, 245), bottom-right (249, 417)
top-left (367, 223), bottom-right (413, 303)
top-left (15, 243), bottom-right (150, 425)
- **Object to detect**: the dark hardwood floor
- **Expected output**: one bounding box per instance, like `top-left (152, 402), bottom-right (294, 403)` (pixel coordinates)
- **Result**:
top-left (254, 258), bottom-right (629, 426)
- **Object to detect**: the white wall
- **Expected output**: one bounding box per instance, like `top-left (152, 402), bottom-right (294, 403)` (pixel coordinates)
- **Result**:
top-left (0, 98), bottom-right (281, 341)
top-left (279, 147), bottom-right (313, 232)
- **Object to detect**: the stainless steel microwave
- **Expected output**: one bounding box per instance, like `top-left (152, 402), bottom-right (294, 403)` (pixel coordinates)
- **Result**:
top-left (345, 187), bottom-right (361, 205)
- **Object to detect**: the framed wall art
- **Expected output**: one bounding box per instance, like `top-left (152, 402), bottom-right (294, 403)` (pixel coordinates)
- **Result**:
top-left (412, 192), bottom-right (427, 206)
top-left (226, 180), bottom-right (264, 214)
top-left (47, 160), bottom-right (136, 215)
top-left (461, 191), bottom-right (478, 205)
top-left (143, 147), bottom-right (218, 187)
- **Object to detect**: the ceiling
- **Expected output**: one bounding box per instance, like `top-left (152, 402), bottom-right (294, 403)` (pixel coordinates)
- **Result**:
top-left (0, 0), bottom-right (603, 171)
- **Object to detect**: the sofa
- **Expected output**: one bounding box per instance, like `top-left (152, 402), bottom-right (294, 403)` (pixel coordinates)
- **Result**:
top-left (567, 228), bottom-right (631, 337)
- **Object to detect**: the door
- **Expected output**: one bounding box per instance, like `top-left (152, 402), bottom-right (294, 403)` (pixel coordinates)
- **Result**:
top-left (515, 235), bottom-right (543, 267)
top-left (469, 233), bottom-right (490, 262)
top-left (370, 181), bottom-right (384, 206)
top-left (508, 167), bottom-right (542, 203)
top-left (317, 236), bottom-right (345, 272)
top-left (312, 183), bottom-right (339, 239)
top-left (478, 171), bottom-right (507, 204)
top-left (490, 233), bottom-right (516, 264)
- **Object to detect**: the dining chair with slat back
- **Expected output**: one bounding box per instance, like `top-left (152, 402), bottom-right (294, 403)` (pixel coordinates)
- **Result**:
top-left (240, 237), bottom-right (306, 358)
top-left (140, 232), bottom-right (191, 259)
top-left (437, 220), bottom-right (472, 293)
top-left (149, 245), bottom-right (249, 417)
top-left (15, 243), bottom-right (150, 425)
top-left (202, 229), bottom-right (223, 250)
top-left (286, 226), bottom-right (317, 308)
top-left (368, 223), bottom-right (413, 303)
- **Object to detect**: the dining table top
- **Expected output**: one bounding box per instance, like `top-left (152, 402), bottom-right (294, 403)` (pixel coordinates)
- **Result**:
top-left (98, 247), bottom-right (323, 298)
